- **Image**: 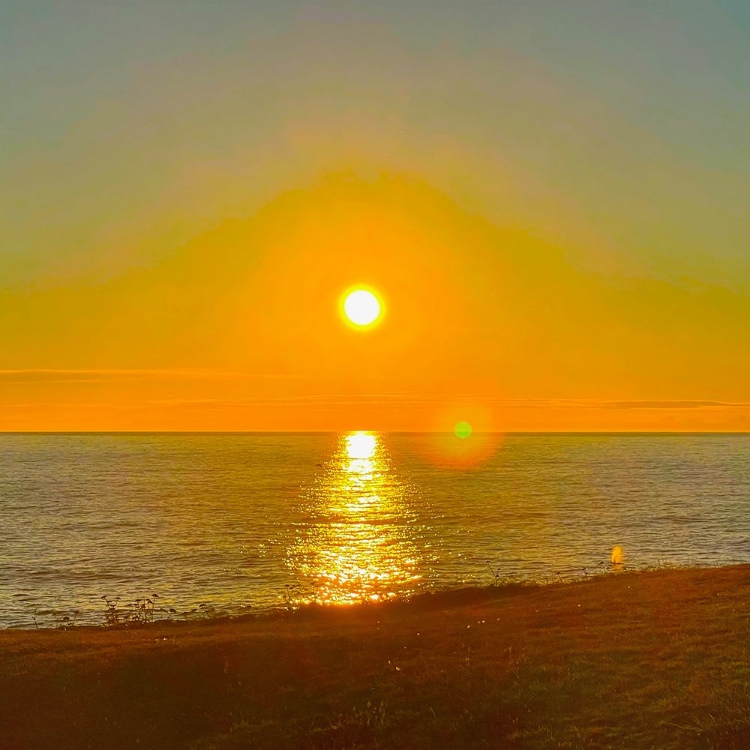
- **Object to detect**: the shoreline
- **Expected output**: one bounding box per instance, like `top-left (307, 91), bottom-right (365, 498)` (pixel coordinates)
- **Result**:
top-left (0, 563), bottom-right (719, 632)
top-left (2, 564), bottom-right (750, 748)
top-left (6, 560), bottom-right (745, 632)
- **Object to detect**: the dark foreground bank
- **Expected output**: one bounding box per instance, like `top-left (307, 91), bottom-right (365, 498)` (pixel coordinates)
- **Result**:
top-left (2, 566), bottom-right (750, 750)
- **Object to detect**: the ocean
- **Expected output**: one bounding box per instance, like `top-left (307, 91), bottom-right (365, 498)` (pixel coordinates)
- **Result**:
top-left (1, 432), bottom-right (748, 628)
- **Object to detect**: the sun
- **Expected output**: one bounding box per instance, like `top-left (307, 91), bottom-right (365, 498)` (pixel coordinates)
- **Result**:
top-left (342, 288), bottom-right (382, 328)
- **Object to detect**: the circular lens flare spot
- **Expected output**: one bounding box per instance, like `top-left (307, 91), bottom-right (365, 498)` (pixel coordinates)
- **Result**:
top-left (343, 289), bottom-right (381, 327)
top-left (454, 421), bottom-right (472, 439)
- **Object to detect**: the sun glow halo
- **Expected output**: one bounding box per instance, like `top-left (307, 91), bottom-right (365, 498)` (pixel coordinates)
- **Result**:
top-left (343, 289), bottom-right (382, 328)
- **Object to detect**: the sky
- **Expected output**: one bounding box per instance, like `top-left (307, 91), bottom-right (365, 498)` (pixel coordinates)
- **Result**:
top-left (2, 0), bottom-right (750, 431)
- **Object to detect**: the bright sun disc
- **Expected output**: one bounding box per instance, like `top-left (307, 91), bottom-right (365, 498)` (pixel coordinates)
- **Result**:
top-left (343, 289), bottom-right (381, 327)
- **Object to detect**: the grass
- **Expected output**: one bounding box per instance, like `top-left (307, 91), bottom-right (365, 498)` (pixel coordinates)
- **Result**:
top-left (2, 565), bottom-right (750, 749)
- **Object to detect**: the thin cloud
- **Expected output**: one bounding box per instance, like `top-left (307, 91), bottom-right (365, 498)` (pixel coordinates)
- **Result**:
top-left (603, 400), bottom-right (750, 410)
top-left (0, 369), bottom-right (287, 384)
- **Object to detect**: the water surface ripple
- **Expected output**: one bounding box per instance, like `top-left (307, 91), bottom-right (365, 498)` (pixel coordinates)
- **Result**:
top-left (0, 433), bottom-right (748, 627)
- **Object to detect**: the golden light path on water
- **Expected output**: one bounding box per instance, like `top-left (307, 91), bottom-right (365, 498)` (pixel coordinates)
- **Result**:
top-left (288, 431), bottom-right (423, 605)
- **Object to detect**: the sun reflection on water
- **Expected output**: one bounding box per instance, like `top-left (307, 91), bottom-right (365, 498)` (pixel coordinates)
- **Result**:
top-left (288, 432), bottom-right (422, 605)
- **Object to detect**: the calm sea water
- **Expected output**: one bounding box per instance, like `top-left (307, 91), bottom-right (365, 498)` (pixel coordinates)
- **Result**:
top-left (1, 433), bottom-right (748, 628)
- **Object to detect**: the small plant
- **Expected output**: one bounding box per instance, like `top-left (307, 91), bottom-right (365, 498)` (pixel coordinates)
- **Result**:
top-left (283, 583), bottom-right (301, 610)
top-left (486, 562), bottom-right (504, 586)
top-left (101, 595), bottom-right (122, 626)
top-left (96, 592), bottom-right (240, 626)
top-left (47, 609), bottom-right (81, 629)
top-left (127, 597), bottom-right (154, 623)
top-left (198, 602), bottom-right (217, 619)
top-left (102, 593), bottom-right (168, 626)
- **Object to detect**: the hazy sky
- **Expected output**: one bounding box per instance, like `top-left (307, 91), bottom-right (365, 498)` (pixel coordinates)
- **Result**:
top-left (2, 1), bottom-right (750, 431)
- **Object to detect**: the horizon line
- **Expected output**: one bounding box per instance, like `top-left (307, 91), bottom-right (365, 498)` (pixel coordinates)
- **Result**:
top-left (1, 430), bottom-right (749, 436)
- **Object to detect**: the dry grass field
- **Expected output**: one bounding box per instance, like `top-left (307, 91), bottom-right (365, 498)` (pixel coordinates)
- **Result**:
top-left (2, 565), bottom-right (750, 749)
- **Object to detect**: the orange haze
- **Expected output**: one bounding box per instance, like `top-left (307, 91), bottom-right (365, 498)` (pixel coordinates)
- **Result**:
top-left (2, 175), bottom-right (750, 432)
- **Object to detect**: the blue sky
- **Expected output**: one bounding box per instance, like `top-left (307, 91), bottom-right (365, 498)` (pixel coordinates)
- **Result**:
top-left (2, 1), bottom-right (749, 290)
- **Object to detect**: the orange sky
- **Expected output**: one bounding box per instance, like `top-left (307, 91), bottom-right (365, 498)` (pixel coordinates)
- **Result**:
top-left (2, 175), bottom-right (750, 432)
top-left (4, 4), bottom-right (750, 431)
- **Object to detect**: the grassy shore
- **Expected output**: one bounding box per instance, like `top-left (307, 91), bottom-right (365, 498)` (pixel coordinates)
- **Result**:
top-left (2, 566), bottom-right (750, 749)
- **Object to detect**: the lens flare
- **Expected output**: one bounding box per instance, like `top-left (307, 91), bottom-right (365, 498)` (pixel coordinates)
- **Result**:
top-left (414, 402), bottom-right (504, 469)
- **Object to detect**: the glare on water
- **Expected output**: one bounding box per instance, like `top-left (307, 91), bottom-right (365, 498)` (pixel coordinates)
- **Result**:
top-left (288, 432), bottom-right (422, 605)
top-left (2, 433), bottom-right (750, 627)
